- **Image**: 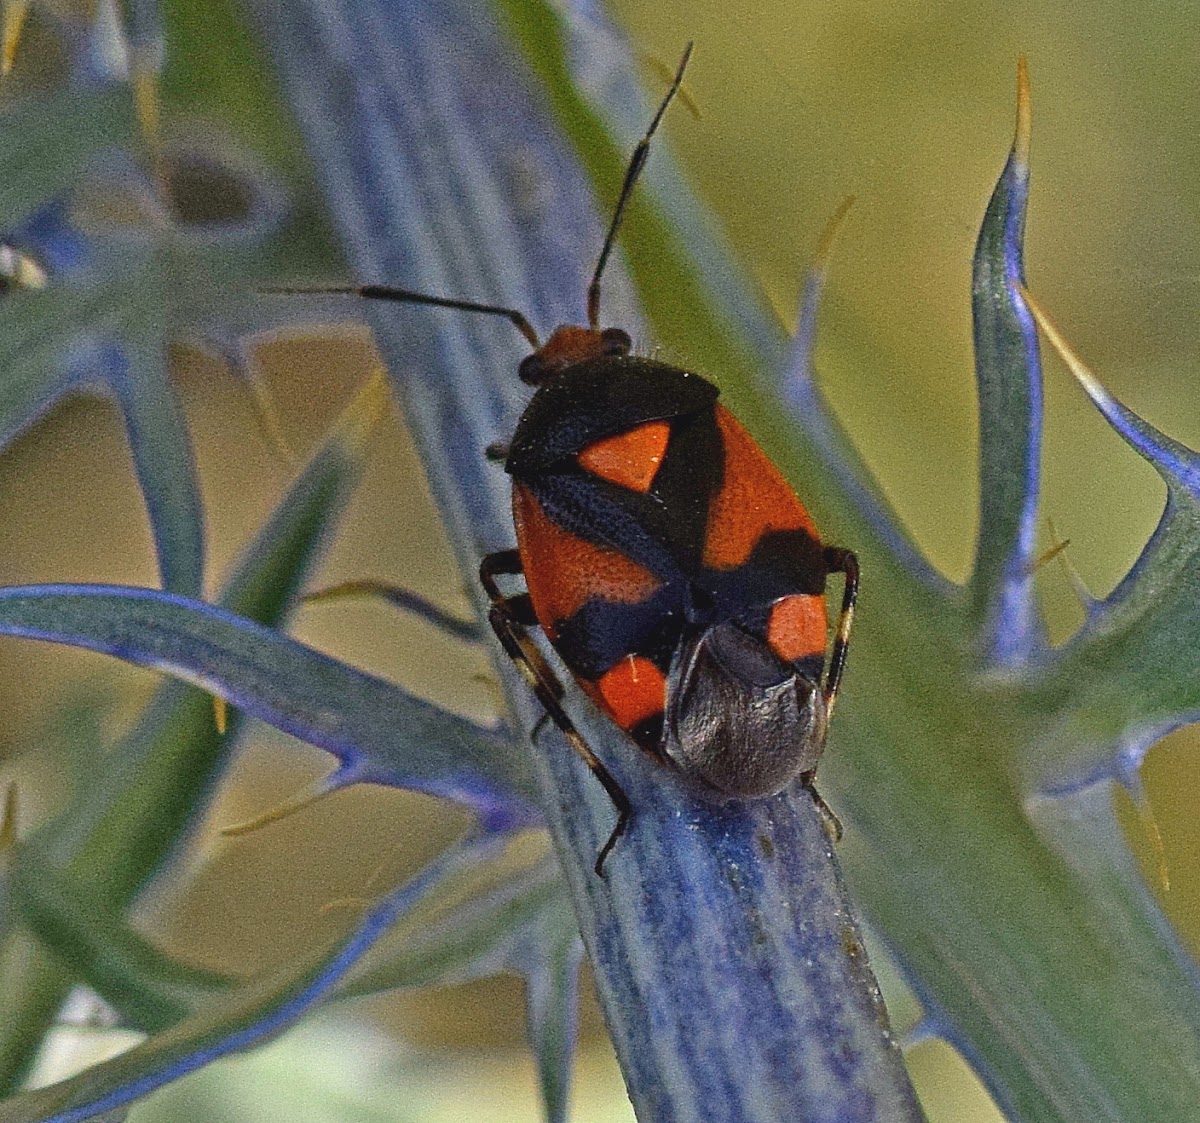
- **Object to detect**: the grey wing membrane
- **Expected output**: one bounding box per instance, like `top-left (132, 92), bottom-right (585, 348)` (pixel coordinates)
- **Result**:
top-left (663, 621), bottom-right (828, 799)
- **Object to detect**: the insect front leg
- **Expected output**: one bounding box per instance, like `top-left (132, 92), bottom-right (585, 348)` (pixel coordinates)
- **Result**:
top-left (480, 549), bottom-right (631, 876)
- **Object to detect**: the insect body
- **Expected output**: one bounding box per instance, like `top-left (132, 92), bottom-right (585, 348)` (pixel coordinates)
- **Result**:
top-left (288, 44), bottom-right (858, 874)
top-left (484, 324), bottom-right (857, 876)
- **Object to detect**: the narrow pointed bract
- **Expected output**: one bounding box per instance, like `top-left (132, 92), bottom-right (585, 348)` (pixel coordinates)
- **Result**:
top-left (1022, 286), bottom-right (1200, 491)
top-left (0, 836), bottom-right (504, 1123)
top-left (969, 57), bottom-right (1044, 664)
top-left (1019, 286), bottom-right (1200, 785)
top-left (779, 195), bottom-right (949, 590)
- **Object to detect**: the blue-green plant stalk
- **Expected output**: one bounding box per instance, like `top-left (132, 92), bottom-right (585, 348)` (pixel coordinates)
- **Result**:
top-left (244, 1), bottom-right (926, 1120)
top-left (242, 3), bottom-right (1200, 1121)
top-left (0, 370), bottom-right (391, 1091)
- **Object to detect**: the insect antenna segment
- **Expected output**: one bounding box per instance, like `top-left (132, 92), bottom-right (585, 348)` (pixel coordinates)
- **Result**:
top-left (261, 40), bottom-right (694, 357)
top-left (586, 40), bottom-right (693, 329)
top-left (259, 283), bottom-right (541, 349)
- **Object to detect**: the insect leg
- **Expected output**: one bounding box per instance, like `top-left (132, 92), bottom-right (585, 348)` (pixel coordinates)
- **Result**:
top-left (480, 550), bottom-right (631, 876)
top-left (799, 769), bottom-right (845, 843)
top-left (821, 547), bottom-right (859, 718)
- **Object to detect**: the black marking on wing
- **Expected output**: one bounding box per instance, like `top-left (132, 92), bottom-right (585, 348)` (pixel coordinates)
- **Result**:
top-left (517, 405), bottom-right (725, 580)
top-left (551, 586), bottom-right (686, 680)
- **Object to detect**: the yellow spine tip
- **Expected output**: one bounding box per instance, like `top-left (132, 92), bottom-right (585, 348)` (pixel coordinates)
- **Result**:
top-left (639, 50), bottom-right (702, 120)
top-left (133, 69), bottom-right (161, 148)
top-left (1028, 537), bottom-right (1071, 574)
top-left (1013, 55), bottom-right (1032, 170)
top-left (337, 366), bottom-right (391, 452)
top-left (245, 375), bottom-right (297, 468)
top-left (319, 895), bottom-right (371, 916)
top-left (1016, 283), bottom-right (1110, 409)
top-left (2, 0), bottom-right (30, 77)
top-left (220, 782), bottom-right (330, 838)
top-left (212, 695), bottom-right (228, 735)
top-left (301, 579), bottom-right (378, 606)
top-left (0, 783), bottom-right (17, 850)
top-left (813, 195), bottom-right (856, 275)
top-left (1130, 782), bottom-right (1170, 893)
top-left (1041, 515), bottom-right (1093, 607)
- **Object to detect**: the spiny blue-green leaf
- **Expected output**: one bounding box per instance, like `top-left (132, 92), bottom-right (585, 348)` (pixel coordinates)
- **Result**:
top-left (0, 197), bottom-right (206, 596)
top-left (12, 832), bottom-right (570, 1045)
top-left (335, 834), bottom-right (568, 998)
top-left (7, 844), bottom-right (229, 1030)
top-left (819, 72), bottom-right (1200, 1120)
top-left (0, 231), bottom-right (152, 452)
top-left (46, 366), bottom-right (391, 890)
top-left (335, 831), bottom-right (582, 1123)
top-left (333, 835), bottom-right (584, 1123)
top-left (6, 840), bottom-right (574, 1041)
top-left (0, 115), bottom-right (310, 602)
top-left (967, 58), bottom-right (1043, 664)
top-left (0, 583), bottom-right (536, 820)
top-left (1009, 294), bottom-right (1200, 789)
top-left (0, 836), bottom-right (501, 1123)
top-left (0, 369), bottom-right (398, 1091)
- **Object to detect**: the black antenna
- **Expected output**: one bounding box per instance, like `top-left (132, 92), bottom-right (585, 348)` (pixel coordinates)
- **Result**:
top-left (260, 284), bottom-right (540, 350)
top-left (586, 41), bottom-right (693, 330)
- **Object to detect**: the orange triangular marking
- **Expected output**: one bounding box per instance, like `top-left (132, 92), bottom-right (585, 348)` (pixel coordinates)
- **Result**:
top-left (578, 420), bottom-right (670, 493)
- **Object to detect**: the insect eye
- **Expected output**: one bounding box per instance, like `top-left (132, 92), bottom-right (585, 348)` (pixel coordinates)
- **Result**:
top-left (601, 327), bottom-right (632, 355)
top-left (518, 353), bottom-right (545, 384)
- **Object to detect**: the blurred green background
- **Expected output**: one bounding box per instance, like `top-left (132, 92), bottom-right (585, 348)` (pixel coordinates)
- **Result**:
top-left (3, 1), bottom-right (1199, 1120)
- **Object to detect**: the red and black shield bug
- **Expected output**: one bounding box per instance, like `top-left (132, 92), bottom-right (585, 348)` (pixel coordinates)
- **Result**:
top-left (284, 44), bottom-right (858, 875)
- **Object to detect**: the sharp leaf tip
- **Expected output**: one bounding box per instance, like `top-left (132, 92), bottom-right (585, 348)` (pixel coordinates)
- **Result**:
top-left (814, 195), bottom-right (856, 276)
top-left (0, 783), bottom-right (17, 850)
top-left (1014, 55), bottom-right (1032, 169)
top-left (1015, 285), bottom-right (1107, 409)
top-left (220, 780), bottom-right (333, 838)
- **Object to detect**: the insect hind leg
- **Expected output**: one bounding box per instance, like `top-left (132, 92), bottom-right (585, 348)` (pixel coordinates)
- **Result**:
top-left (799, 769), bottom-right (844, 844)
top-left (821, 547), bottom-right (859, 719)
top-left (480, 550), bottom-right (631, 876)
